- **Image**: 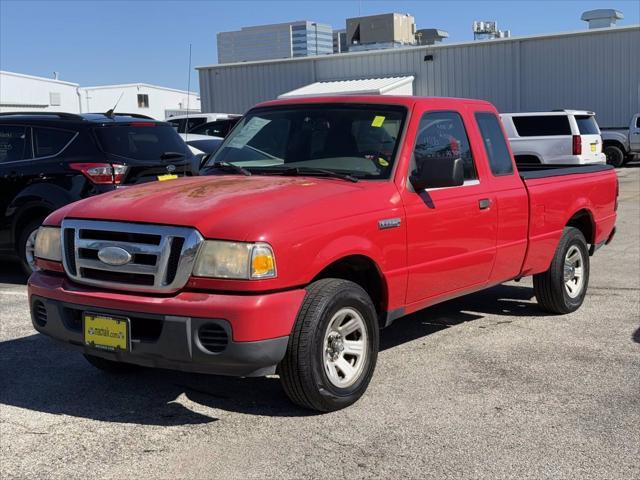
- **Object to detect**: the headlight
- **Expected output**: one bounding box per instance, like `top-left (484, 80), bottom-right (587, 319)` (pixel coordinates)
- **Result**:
top-left (34, 227), bottom-right (62, 262)
top-left (192, 241), bottom-right (276, 279)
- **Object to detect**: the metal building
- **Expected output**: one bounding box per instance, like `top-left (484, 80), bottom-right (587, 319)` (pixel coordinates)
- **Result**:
top-left (198, 25), bottom-right (639, 127)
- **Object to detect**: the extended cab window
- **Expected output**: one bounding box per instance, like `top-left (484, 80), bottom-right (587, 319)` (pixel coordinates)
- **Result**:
top-left (208, 105), bottom-right (406, 180)
top-left (414, 111), bottom-right (477, 182)
top-left (475, 112), bottom-right (513, 176)
top-left (512, 115), bottom-right (571, 136)
top-left (0, 125), bottom-right (30, 162)
top-left (33, 127), bottom-right (75, 158)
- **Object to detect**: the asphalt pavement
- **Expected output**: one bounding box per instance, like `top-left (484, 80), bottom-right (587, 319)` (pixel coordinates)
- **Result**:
top-left (1, 166), bottom-right (638, 479)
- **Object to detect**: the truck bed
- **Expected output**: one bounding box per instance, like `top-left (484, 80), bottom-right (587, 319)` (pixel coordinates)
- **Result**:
top-left (517, 163), bottom-right (617, 277)
top-left (518, 163), bottom-right (613, 180)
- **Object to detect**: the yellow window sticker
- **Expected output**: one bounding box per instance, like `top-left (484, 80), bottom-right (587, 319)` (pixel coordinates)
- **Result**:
top-left (378, 157), bottom-right (389, 167)
top-left (371, 116), bottom-right (385, 127)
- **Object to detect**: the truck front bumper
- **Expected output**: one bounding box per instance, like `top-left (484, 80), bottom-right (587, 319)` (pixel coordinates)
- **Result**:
top-left (28, 272), bottom-right (306, 377)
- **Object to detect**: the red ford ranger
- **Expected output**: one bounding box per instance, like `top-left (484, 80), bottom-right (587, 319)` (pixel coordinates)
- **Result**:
top-left (28, 96), bottom-right (618, 412)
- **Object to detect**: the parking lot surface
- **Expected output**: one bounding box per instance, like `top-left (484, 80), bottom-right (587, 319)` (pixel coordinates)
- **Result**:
top-left (1, 167), bottom-right (638, 480)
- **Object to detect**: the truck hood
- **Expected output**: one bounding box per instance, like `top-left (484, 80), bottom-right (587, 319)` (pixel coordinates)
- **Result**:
top-left (57, 175), bottom-right (395, 240)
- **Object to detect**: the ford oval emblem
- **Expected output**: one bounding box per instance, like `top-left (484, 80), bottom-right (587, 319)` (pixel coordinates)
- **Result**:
top-left (166, 164), bottom-right (176, 172)
top-left (97, 246), bottom-right (132, 266)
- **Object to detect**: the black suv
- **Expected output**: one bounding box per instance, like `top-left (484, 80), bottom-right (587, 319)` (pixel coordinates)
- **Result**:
top-left (0, 112), bottom-right (196, 274)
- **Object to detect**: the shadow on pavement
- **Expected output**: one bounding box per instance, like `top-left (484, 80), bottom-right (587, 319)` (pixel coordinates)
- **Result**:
top-left (0, 259), bottom-right (28, 285)
top-left (633, 326), bottom-right (640, 344)
top-left (1, 284), bottom-right (542, 422)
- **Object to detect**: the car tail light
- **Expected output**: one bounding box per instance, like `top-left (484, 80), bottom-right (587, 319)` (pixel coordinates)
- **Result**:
top-left (70, 163), bottom-right (129, 185)
top-left (572, 135), bottom-right (582, 155)
top-left (131, 122), bottom-right (156, 127)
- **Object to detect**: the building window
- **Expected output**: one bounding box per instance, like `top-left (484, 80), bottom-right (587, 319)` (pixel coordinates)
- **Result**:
top-left (49, 92), bottom-right (61, 106)
top-left (137, 94), bottom-right (149, 108)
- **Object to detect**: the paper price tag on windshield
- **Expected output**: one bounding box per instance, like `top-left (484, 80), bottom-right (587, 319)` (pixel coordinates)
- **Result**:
top-left (371, 116), bottom-right (385, 128)
top-left (228, 117), bottom-right (271, 149)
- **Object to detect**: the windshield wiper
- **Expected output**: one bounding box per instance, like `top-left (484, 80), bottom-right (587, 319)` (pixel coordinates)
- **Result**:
top-left (208, 161), bottom-right (251, 176)
top-left (262, 166), bottom-right (359, 183)
top-left (160, 151), bottom-right (185, 160)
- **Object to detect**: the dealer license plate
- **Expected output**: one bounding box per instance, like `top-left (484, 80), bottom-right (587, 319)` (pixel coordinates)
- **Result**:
top-left (157, 174), bottom-right (179, 181)
top-left (83, 313), bottom-right (129, 351)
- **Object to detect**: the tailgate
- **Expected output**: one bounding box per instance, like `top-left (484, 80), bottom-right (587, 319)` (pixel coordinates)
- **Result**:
top-left (575, 115), bottom-right (604, 163)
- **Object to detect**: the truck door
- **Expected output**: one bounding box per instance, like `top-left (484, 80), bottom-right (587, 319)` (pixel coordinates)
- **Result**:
top-left (631, 115), bottom-right (640, 152)
top-left (401, 109), bottom-right (497, 304)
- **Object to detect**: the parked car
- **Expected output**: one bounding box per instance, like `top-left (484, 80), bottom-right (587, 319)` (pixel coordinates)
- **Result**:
top-left (166, 113), bottom-right (241, 133)
top-left (179, 133), bottom-right (224, 156)
top-left (188, 117), bottom-right (241, 137)
top-left (0, 111), bottom-right (196, 274)
top-left (601, 113), bottom-right (640, 167)
top-left (29, 96), bottom-right (617, 412)
top-left (500, 110), bottom-right (606, 165)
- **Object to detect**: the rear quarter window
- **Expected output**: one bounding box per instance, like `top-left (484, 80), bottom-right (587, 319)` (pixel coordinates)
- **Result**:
top-left (33, 127), bottom-right (76, 158)
top-left (512, 115), bottom-right (571, 136)
top-left (575, 115), bottom-right (599, 135)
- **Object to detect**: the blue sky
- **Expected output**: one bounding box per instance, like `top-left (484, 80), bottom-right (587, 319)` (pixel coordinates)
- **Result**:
top-left (1, 0), bottom-right (637, 92)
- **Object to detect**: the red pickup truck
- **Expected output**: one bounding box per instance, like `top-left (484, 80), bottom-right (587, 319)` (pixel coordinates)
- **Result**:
top-left (28, 96), bottom-right (618, 412)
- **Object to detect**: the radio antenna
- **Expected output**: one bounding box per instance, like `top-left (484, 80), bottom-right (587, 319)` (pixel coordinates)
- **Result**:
top-left (185, 43), bottom-right (192, 141)
top-left (105, 91), bottom-right (124, 118)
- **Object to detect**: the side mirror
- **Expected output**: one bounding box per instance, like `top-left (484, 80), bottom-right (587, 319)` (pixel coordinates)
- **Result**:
top-left (410, 156), bottom-right (464, 190)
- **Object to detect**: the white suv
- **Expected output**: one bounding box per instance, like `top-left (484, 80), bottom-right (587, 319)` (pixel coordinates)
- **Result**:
top-left (500, 110), bottom-right (606, 165)
top-left (165, 113), bottom-right (240, 133)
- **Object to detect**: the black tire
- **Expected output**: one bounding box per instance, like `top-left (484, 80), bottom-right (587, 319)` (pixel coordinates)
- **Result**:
top-left (533, 227), bottom-right (590, 314)
top-left (604, 145), bottom-right (625, 168)
top-left (84, 354), bottom-right (138, 373)
top-left (17, 217), bottom-right (46, 277)
top-left (279, 278), bottom-right (379, 412)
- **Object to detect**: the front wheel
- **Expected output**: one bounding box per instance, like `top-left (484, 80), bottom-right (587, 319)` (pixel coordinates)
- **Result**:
top-left (533, 227), bottom-right (590, 314)
top-left (279, 279), bottom-right (379, 412)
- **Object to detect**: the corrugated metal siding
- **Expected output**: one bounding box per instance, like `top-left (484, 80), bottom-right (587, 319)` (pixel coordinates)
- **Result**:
top-left (199, 26), bottom-right (640, 127)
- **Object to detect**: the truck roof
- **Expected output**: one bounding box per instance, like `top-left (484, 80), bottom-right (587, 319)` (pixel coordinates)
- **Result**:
top-left (255, 95), bottom-right (495, 110)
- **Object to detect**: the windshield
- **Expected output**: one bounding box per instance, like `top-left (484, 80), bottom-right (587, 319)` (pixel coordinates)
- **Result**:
top-left (95, 124), bottom-right (190, 161)
top-left (205, 104), bottom-right (406, 179)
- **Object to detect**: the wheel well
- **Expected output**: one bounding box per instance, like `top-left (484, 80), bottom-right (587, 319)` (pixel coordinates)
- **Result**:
top-left (312, 255), bottom-right (386, 318)
top-left (13, 206), bottom-right (51, 245)
top-left (602, 140), bottom-right (626, 152)
top-left (567, 209), bottom-right (594, 244)
top-left (515, 154), bottom-right (541, 165)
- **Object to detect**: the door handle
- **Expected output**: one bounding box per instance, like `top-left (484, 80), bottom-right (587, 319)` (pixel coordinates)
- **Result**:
top-left (478, 198), bottom-right (492, 210)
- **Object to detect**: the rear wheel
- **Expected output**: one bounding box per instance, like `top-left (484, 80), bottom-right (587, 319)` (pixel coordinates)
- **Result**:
top-left (533, 227), bottom-right (590, 314)
top-left (17, 218), bottom-right (45, 276)
top-left (279, 279), bottom-right (379, 412)
top-left (84, 354), bottom-right (138, 373)
top-left (604, 145), bottom-right (625, 168)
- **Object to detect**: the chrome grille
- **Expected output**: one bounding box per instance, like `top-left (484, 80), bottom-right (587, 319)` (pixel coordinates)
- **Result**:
top-left (61, 219), bottom-right (203, 293)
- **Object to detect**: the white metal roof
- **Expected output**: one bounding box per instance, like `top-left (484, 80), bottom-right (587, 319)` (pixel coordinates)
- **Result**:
top-left (278, 76), bottom-right (414, 98)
